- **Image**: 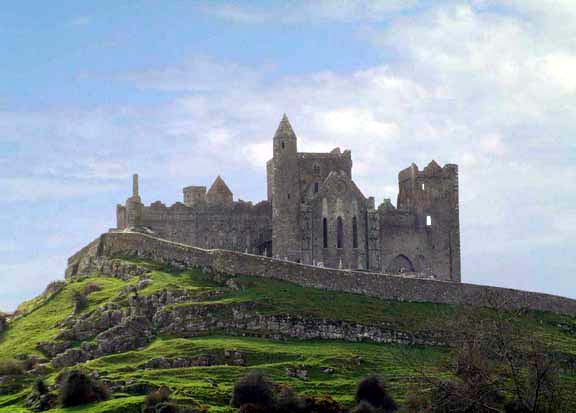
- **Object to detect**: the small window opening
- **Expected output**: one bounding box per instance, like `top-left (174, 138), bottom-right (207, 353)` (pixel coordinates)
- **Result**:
top-left (426, 215), bottom-right (432, 226)
top-left (322, 218), bottom-right (328, 248)
top-left (287, 193), bottom-right (290, 199)
top-left (313, 164), bottom-right (321, 176)
top-left (314, 182), bottom-right (319, 193)
top-left (422, 183), bottom-right (425, 190)
top-left (336, 216), bottom-right (344, 249)
top-left (281, 141), bottom-right (285, 149)
top-left (352, 216), bottom-right (358, 248)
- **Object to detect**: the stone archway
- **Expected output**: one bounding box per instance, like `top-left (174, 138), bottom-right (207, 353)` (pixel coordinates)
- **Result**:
top-left (386, 254), bottom-right (415, 273)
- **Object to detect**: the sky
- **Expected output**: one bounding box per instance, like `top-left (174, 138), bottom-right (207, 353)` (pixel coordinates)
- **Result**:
top-left (0, 0), bottom-right (575, 311)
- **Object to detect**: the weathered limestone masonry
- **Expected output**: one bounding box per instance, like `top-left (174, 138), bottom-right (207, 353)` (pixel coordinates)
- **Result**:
top-left (67, 232), bottom-right (576, 316)
top-left (116, 114), bottom-right (460, 281)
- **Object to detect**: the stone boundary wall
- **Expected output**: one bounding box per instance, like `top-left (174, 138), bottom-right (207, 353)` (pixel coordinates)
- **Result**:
top-left (67, 232), bottom-right (576, 316)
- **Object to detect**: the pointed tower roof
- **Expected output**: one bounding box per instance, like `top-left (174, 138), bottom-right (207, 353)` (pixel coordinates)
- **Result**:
top-left (273, 113), bottom-right (297, 140)
top-left (207, 175), bottom-right (232, 197)
top-left (206, 175), bottom-right (233, 205)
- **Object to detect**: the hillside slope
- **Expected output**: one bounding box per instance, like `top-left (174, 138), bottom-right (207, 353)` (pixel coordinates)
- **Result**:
top-left (0, 257), bottom-right (575, 412)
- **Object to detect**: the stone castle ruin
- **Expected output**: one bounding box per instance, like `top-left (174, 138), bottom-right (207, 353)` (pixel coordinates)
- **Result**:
top-left (116, 115), bottom-right (461, 282)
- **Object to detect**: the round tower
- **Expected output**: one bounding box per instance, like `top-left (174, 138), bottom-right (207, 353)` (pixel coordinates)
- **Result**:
top-left (271, 114), bottom-right (301, 261)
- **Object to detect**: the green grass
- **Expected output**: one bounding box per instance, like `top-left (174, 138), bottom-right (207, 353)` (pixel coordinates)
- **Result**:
top-left (0, 277), bottom-right (128, 358)
top-left (0, 258), bottom-right (575, 412)
top-left (82, 335), bottom-right (445, 409)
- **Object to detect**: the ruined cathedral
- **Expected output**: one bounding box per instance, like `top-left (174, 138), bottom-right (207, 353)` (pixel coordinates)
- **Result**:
top-left (116, 115), bottom-right (461, 282)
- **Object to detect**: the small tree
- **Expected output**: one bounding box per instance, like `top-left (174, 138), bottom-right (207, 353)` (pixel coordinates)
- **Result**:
top-left (231, 372), bottom-right (275, 409)
top-left (0, 312), bottom-right (7, 332)
top-left (25, 379), bottom-right (55, 412)
top-left (276, 385), bottom-right (305, 413)
top-left (58, 369), bottom-right (109, 407)
top-left (72, 291), bottom-right (88, 314)
top-left (355, 376), bottom-right (397, 412)
top-left (143, 385), bottom-right (171, 413)
top-left (405, 295), bottom-right (567, 413)
top-left (33, 378), bottom-right (49, 395)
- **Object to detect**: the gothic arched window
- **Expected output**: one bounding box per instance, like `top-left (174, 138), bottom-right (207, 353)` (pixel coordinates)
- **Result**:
top-left (336, 216), bottom-right (344, 249)
top-left (323, 218), bottom-right (328, 248)
top-left (313, 163), bottom-right (321, 176)
top-left (314, 182), bottom-right (319, 193)
top-left (352, 216), bottom-right (358, 248)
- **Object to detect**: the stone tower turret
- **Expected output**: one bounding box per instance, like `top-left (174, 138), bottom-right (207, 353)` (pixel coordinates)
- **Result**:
top-left (397, 161), bottom-right (460, 281)
top-left (271, 114), bottom-right (301, 261)
top-left (125, 173), bottom-right (143, 227)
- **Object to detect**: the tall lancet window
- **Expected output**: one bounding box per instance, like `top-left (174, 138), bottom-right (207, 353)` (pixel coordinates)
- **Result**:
top-left (352, 216), bottom-right (358, 248)
top-left (323, 218), bottom-right (328, 248)
top-left (336, 216), bottom-right (344, 249)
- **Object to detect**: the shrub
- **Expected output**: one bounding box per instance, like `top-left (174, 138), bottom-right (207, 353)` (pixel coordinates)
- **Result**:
top-left (276, 385), bottom-right (305, 413)
top-left (303, 395), bottom-right (343, 413)
top-left (33, 378), bottom-right (49, 395)
top-left (45, 280), bottom-right (66, 295)
top-left (231, 372), bottom-right (275, 409)
top-left (72, 291), bottom-right (88, 314)
top-left (15, 354), bottom-right (41, 371)
top-left (25, 379), bottom-right (55, 412)
top-left (143, 385), bottom-right (171, 412)
top-left (355, 376), bottom-right (397, 412)
top-left (58, 369), bottom-right (109, 407)
top-left (504, 400), bottom-right (531, 413)
top-left (0, 359), bottom-right (24, 376)
top-left (351, 402), bottom-right (376, 413)
top-left (0, 312), bottom-right (7, 332)
top-left (237, 404), bottom-right (270, 413)
top-left (84, 283), bottom-right (102, 295)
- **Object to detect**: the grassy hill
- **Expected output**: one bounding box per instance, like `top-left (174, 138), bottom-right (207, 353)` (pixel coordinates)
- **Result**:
top-left (0, 258), bottom-right (575, 412)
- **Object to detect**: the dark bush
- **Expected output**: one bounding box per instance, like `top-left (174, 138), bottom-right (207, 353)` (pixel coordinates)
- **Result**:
top-left (15, 354), bottom-right (41, 371)
top-left (156, 402), bottom-right (178, 413)
top-left (231, 372), bottom-right (275, 409)
top-left (25, 379), bottom-right (55, 412)
top-left (0, 312), bottom-right (7, 332)
top-left (351, 402), bottom-right (376, 413)
top-left (504, 400), bottom-right (531, 413)
top-left (276, 385), bottom-right (305, 413)
top-left (143, 385), bottom-right (171, 412)
top-left (45, 280), bottom-right (66, 295)
top-left (303, 395), bottom-right (343, 413)
top-left (72, 291), bottom-right (88, 314)
top-left (84, 283), bottom-right (102, 295)
top-left (33, 378), bottom-right (48, 395)
top-left (0, 359), bottom-right (24, 376)
top-left (237, 403), bottom-right (270, 413)
top-left (355, 376), bottom-right (397, 412)
top-left (58, 369), bottom-right (109, 407)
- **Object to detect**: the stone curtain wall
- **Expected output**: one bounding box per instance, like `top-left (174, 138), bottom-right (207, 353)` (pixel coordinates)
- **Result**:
top-left (67, 232), bottom-right (576, 316)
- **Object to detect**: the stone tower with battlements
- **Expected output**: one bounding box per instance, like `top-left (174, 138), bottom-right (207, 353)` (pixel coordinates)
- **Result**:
top-left (116, 115), bottom-right (461, 281)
